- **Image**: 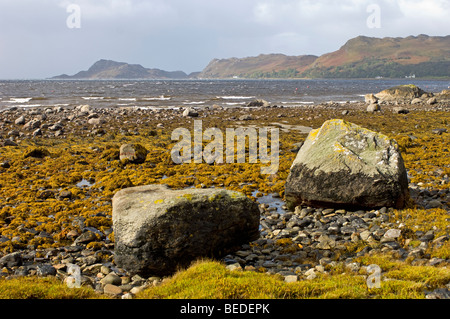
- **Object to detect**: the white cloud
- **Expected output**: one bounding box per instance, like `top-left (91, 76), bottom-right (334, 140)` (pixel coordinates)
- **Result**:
top-left (397, 0), bottom-right (449, 19)
top-left (0, 0), bottom-right (449, 78)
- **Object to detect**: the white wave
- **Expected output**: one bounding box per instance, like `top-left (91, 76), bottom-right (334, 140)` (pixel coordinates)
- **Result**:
top-left (82, 97), bottom-right (104, 100)
top-left (142, 95), bottom-right (171, 101)
top-left (183, 101), bottom-right (205, 105)
top-left (119, 98), bottom-right (137, 101)
top-left (217, 96), bottom-right (255, 100)
top-left (8, 97), bottom-right (32, 103)
top-left (224, 102), bottom-right (244, 106)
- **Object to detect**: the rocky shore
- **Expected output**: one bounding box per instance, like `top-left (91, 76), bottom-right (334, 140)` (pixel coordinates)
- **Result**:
top-left (0, 89), bottom-right (449, 299)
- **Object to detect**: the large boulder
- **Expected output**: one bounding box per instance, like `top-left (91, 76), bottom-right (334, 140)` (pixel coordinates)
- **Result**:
top-left (375, 84), bottom-right (427, 102)
top-left (112, 184), bottom-right (260, 276)
top-left (285, 119), bottom-right (409, 210)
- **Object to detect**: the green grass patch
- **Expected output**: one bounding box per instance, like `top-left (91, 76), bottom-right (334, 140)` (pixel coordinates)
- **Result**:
top-left (0, 277), bottom-right (104, 299)
top-left (136, 258), bottom-right (442, 299)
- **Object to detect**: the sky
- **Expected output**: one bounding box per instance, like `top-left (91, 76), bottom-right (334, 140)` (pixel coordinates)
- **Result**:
top-left (0, 0), bottom-right (449, 79)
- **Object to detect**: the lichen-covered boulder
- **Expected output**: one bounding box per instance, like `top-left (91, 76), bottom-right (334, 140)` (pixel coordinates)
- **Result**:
top-left (285, 119), bottom-right (409, 210)
top-left (112, 184), bottom-right (260, 276)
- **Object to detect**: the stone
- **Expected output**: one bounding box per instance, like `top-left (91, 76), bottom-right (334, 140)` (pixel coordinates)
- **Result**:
top-left (182, 107), bottom-right (198, 117)
top-left (2, 139), bottom-right (18, 147)
top-left (58, 190), bottom-right (72, 200)
top-left (364, 94), bottom-right (378, 104)
top-left (7, 130), bottom-right (20, 136)
top-left (393, 107), bottom-right (409, 114)
top-left (15, 115), bottom-right (26, 125)
top-left (32, 128), bottom-right (42, 136)
top-left (366, 103), bottom-right (380, 113)
top-left (112, 184), bottom-right (260, 277)
top-left (23, 119), bottom-right (41, 130)
top-left (246, 99), bottom-right (270, 107)
top-left (74, 231), bottom-right (98, 244)
top-left (427, 199), bottom-right (442, 208)
top-left (431, 128), bottom-right (447, 135)
top-left (345, 262), bottom-right (360, 272)
top-left (304, 268), bottom-right (316, 280)
top-left (79, 105), bottom-right (91, 114)
top-left (103, 284), bottom-right (123, 296)
top-left (419, 230), bottom-right (434, 242)
top-left (284, 275), bottom-right (298, 283)
top-left (119, 143), bottom-right (148, 164)
top-left (239, 114), bottom-right (253, 121)
top-left (316, 235), bottom-right (336, 250)
top-left (37, 190), bottom-right (55, 199)
top-left (88, 118), bottom-right (104, 125)
top-left (375, 85), bottom-right (427, 102)
top-left (285, 119), bottom-right (409, 210)
top-left (0, 252), bottom-right (22, 268)
top-left (382, 229), bottom-right (401, 242)
top-left (411, 98), bottom-right (422, 104)
top-left (359, 230), bottom-right (372, 241)
top-left (49, 123), bottom-right (63, 131)
top-left (36, 264), bottom-right (56, 276)
top-left (100, 273), bottom-right (122, 285)
top-left (427, 97), bottom-right (437, 105)
top-left (226, 263), bottom-right (243, 271)
top-left (426, 288), bottom-right (450, 299)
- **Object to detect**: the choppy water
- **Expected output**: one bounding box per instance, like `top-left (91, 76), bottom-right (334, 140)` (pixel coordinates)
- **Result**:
top-left (0, 79), bottom-right (449, 111)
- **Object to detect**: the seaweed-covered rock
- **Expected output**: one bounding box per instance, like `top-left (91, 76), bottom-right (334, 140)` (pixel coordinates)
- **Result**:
top-left (23, 147), bottom-right (50, 159)
top-left (285, 119), bottom-right (409, 210)
top-left (119, 143), bottom-right (147, 164)
top-left (112, 184), bottom-right (260, 276)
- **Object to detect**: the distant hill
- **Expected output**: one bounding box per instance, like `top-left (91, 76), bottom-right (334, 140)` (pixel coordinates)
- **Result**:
top-left (52, 35), bottom-right (450, 80)
top-left (198, 34), bottom-right (450, 79)
top-left (52, 59), bottom-right (189, 79)
top-left (199, 54), bottom-right (318, 79)
top-left (302, 34), bottom-right (450, 78)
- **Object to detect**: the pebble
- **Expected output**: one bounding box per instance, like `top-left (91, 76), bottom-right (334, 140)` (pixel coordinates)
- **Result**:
top-left (103, 284), bottom-right (123, 296)
top-left (284, 275), bottom-right (298, 283)
top-left (101, 272), bottom-right (122, 285)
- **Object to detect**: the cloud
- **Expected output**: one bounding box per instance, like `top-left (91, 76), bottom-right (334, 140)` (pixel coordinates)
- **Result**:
top-left (0, 0), bottom-right (449, 78)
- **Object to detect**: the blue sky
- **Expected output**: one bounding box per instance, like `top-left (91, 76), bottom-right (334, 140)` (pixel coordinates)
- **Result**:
top-left (0, 0), bottom-right (449, 79)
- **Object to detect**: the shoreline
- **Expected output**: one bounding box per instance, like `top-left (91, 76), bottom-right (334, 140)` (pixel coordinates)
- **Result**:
top-left (0, 99), bottom-right (449, 299)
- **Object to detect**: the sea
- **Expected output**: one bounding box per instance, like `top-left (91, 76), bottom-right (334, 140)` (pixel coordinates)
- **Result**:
top-left (0, 78), bottom-right (449, 111)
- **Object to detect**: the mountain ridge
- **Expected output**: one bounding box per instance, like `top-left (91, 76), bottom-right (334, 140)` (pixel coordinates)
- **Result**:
top-left (52, 59), bottom-right (190, 80)
top-left (52, 34), bottom-right (450, 80)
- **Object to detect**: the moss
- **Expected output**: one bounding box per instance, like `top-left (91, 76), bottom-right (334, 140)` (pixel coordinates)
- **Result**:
top-left (0, 277), bottom-right (104, 299)
top-left (135, 258), bottom-right (436, 299)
